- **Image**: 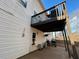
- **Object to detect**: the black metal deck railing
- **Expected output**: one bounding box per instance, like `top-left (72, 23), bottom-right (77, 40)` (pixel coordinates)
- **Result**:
top-left (31, 1), bottom-right (66, 25)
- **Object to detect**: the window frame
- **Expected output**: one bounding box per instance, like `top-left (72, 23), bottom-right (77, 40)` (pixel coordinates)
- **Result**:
top-left (19, 0), bottom-right (27, 8)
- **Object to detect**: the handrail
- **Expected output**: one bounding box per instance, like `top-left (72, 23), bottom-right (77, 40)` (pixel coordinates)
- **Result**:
top-left (32, 1), bottom-right (66, 17)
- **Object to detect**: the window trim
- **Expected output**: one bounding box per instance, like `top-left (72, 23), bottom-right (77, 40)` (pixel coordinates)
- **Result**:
top-left (19, 0), bottom-right (27, 8)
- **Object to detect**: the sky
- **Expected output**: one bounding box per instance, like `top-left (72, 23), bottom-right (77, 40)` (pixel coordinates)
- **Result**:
top-left (41, 0), bottom-right (79, 16)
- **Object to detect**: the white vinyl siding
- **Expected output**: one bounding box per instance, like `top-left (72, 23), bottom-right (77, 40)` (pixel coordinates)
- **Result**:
top-left (0, 0), bottom-right (32, 59)
top-left (0, 0), bottom-right (45, 59)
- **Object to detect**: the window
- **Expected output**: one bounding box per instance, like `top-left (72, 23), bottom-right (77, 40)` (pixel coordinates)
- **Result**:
top-left (19, 0), bottom-right (27, 8)
top-left (32, 33), bottom-right (36, 38)
top-left (32, 33), bottom-right (36, 45)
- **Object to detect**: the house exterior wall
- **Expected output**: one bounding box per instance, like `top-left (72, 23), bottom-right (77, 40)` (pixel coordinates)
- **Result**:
top-left (32, 0), bottom-right (44, 13)
top-left (30, 28), bottom-right (45, 52)
top-left (0, 0), bottom-right (45, 59)
top-left (30, 0), bottom-right (46, 53)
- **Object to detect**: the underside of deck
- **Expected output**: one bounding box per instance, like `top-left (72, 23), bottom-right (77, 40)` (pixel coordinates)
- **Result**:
top-left (31, 19), bottom-right (66, 32)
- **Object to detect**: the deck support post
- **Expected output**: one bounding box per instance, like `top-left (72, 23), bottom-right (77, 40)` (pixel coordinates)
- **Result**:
top-left (63, 28), bottom-right (71, 58)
